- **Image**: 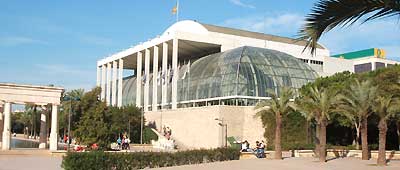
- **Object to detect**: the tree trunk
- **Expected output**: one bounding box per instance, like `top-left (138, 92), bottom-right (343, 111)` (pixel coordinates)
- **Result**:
top-left (319, 119), bottom-right (327, 162)
top-left (315, 122), bottom-right (321, 158)
top-left (33, 106), bottom-right (37, 139)
top-left (275, 113), bottom-right (282, 160)
top-left (361, 117), bottom-right (369, 160)
top-left (355, 124), bottom-right (360, 150)
top-left (306, 120), bottom-right (310, 144)
top-left (377, 119), bottom-right (387, 166)
top-left (397, 121), bottom-right (400, 151)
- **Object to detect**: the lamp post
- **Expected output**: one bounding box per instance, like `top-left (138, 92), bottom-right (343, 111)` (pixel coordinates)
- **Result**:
top-left (214, 118), bottom-right (227, 147)
top-left (140, 107), bottom-right (144, 144)
top-left (63, 95), bottom-right (80, 152)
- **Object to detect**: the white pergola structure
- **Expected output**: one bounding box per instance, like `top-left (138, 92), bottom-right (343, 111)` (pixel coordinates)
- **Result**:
top-left (0, 83), bottom-right (63, 151)
top-left (96, 20), bottom-right (330, 111)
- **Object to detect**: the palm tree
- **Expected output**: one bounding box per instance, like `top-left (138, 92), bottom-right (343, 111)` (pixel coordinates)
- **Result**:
top-left (299, 0), bottom-right (400, 54)
top-left (60, 89), bottom-right (84, 135)
top-left (338, 79), bottom-right (377, 160)
top-left (25, 103), bottom-right (38, 139)
top-left (255, 87), bottom-right (294, 160)
top-left (294, 84), bottom-right (339, 162)
top-left (373, 95), bottom-right (400, 166)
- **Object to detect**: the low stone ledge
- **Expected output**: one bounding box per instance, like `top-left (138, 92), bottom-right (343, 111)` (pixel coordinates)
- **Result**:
top-left (241, 150), bottom-right (400, 160)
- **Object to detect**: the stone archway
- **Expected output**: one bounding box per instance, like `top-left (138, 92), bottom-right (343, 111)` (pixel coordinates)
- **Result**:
top-left (0, 83), bottom-right (63, 151)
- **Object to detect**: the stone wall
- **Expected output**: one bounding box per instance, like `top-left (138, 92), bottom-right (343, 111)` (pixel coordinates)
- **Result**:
top-left (145, 105), bottom-right (265, 149)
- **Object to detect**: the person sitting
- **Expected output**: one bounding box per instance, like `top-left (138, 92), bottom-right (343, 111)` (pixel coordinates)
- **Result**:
top-left (124, 137), bottom-right (130, 150)
top-left (259, 141), bottom-right (266, 158)
top-left (117, 136), bottom-right (122, 149)
top-left (241, 141), bottom-right (248, 152)
top-left (254, 141), bottom-right (265, 158)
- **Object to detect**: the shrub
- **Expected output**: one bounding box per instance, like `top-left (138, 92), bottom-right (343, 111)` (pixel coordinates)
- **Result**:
top-left (62, 147), bottom-right (240, 170)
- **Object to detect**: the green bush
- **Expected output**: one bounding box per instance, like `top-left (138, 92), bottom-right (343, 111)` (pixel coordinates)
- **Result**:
top-left (62, 147), bottom-right (240, 170)
top-left (143, 127), bottom-right (158, 144)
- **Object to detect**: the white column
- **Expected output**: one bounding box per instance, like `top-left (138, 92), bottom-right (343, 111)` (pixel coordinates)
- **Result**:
top-left (38, 107), bottom-right (47, 149)
top-left (96, 66), bottom-right (101, 87)
top-left (0, 108), bottom-right (2, 147)
top-left (136, 52), bottom-right (143, 107)
top-left (112, 61), bottom-right (118, 106)
top-left (162, 43), bottom-right (168, 110)
top-left (49, 104), bottom-right (58, 151)
top-left (118, 59), bottom-right (124, 107)
top-left (106, 62), bottom-right (112, 105)
top-left (152, 46), bottom-right (159, 111)
top-left (172, 38), bottom-right (178, 109)
top-left (371, 62), bottom-right (376, 71)
top-left (2, 102), bottom-right (11, 150)
top-left (144, 49), bottom-right (151, 111)
top-left (101, 65), bottom-right (106, 100)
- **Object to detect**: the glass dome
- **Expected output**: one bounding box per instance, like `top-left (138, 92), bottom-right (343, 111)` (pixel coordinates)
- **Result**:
top-left (122, 46), bottom-right (318, 106)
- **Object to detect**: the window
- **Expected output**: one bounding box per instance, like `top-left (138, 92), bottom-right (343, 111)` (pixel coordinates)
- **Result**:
top-left (354, 63), bottom-right (372, 73)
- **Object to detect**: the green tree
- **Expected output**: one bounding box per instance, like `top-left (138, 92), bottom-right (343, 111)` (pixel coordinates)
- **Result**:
top-left (373, 95), bottom-right (400, 165)
top-left (339, 79), bottom-right (378, 160)
top-left (108, 105), bottom-right (142, 143)
top-left (294, 84), bottom-right (339, 162)
top-left (73, 87), bottom-right (111, 148)
top-left (299, 0), bottom-right (400, 54)
top-left (256, 87), bottom-right (294, 160)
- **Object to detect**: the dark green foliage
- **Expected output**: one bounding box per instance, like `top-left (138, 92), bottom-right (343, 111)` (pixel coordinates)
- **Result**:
top-left (260, 111), bottom-right (311, 150)
top-left (73, 87), bottom-right (156, 148)
top-left (143, 127), bottom-right (158, 144)
top-left (62, 148), bottom-right (240, 170)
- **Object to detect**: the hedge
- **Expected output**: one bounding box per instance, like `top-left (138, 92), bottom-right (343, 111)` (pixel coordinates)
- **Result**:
top-left (62, 147), bottom-right (240, 170)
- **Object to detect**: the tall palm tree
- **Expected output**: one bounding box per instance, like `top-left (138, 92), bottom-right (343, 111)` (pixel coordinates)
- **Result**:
top-left (299, 0), bottom-right (400, 54)
top-left (373, 95), bottom-right (400, 166)
top-left (339, 79), bottom-right (377, 160)
top-left (255, 87), bottom-right (294, 160)
top-left (294, 84), bottom-right (339, 162)
top-left (25, 103), bottom-right (38, 139)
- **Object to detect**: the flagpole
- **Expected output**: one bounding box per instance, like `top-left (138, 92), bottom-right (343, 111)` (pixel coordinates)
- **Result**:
top-left (176, 0), bottom-right (179, 22)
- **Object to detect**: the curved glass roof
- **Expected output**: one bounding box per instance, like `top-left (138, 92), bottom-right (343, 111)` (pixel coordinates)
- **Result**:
top-left (122, 46), bottom-right (318, 106)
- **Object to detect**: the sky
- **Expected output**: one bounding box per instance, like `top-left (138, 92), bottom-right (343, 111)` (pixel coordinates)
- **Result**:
top-left (1, 0), bottom-right (399, 91)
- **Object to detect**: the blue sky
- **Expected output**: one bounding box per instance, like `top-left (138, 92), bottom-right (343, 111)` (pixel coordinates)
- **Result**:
top-left (1, 0), bottom-right (399, 91)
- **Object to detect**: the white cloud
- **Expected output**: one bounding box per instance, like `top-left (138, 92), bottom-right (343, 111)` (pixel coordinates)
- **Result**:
top-left (222, 13), bottom-right (399, 59)
top-left (319, 19), bottom-right (400, 59)
top-left (0, 36), bottom-right (48, 46)
top-left (229, 0), bottom-right (255, 9)
top-left (222, 13), bottom-right (304, 36)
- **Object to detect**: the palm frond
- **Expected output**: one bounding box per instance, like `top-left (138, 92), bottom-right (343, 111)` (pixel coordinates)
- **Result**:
top-left (298, 0), bottom-right (400, 54)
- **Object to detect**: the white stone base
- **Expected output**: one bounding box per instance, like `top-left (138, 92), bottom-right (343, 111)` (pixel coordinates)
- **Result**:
top-left (49, 132), bottom-right (58, 151)
top-left (39, 143), bottom-right (46, 149)
top-left (2, 131), bottom-right (10, 150)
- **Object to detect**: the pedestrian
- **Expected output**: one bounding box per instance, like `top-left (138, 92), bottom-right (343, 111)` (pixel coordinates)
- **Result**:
top-left (117, 136), bottom-right (122, 149)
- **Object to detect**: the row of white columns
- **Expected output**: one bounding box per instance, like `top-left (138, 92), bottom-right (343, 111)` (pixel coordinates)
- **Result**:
top-left (97, 59), bottom-right (124, 107)
top-left (1, 102), bottom-right (58, 151)
top-left (135, 39), bottom-right (179, 111)
top-left (98, 39), bottom-right (178, 111)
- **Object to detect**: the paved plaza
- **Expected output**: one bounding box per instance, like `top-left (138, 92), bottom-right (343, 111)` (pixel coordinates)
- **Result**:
top-left (154, 158), bottom-right (400, 170)
top-left (0, 154), bottom-right (62, 170)
top-left (1, 151), bottom-right (400, 170)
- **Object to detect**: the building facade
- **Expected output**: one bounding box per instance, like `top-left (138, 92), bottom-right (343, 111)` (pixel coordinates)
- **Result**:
top-left (96, 20), bottom-right (398, 149)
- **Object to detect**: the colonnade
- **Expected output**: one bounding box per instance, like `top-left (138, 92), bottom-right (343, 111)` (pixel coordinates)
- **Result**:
top-left (97, 59), bottom-right (124, 107)
top-left (98, 39), bottom-right (179, 111)
top-left (0, 102), bottom-right (59, 151)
